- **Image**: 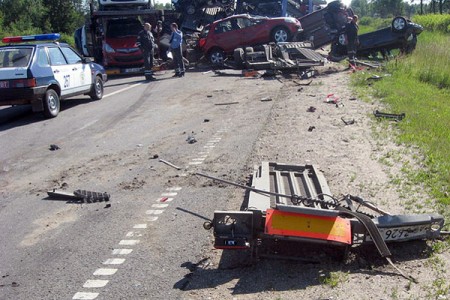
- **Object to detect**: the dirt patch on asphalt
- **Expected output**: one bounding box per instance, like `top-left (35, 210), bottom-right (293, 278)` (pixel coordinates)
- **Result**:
top-left (183, 63), bottom-right (449, 299)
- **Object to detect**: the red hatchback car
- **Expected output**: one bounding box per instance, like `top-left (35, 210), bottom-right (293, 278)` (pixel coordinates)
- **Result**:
top-left (198, 14), bottom-right (302, 64)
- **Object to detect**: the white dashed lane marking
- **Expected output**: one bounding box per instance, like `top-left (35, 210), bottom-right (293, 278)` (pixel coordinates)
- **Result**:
top-left (133, 224), bottom-right (147, 229)
top-left (152, 203), bottom-right (169, 208)
top-left (112, 249), bottom-right (133, 255)
top-left (119, 240), bottom-right (140, 246)
top-left (72, 292), bottom-right (99, 299)
top-left (83, 280), bottom-right (109, 288)
top-left (147, 216), bottom-right (159, 222)
top-left (93, 268), bottom-right (118, 276)
top-left (103, 258), bottom-right (125, 265)
top-left (126, 231), bottom-right (142, 237)
top-left (161, 192), bottom-right (177, 197)
top-left (146, 209), bottom-right (164, 215)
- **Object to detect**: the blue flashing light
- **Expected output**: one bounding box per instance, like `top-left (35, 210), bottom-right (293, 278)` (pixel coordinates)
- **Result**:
top-left (2, 33), bottom-right (60, 43)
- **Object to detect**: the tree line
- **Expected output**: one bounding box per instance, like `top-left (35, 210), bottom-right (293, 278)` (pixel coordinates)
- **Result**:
top-left (350, 0), bottom-right (450, 18)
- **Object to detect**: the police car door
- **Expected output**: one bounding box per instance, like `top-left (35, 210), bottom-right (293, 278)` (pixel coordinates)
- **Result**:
top-left (47, 46), bottom-right (75, 96)
top-left (60, 46), bottom-right (92, 93)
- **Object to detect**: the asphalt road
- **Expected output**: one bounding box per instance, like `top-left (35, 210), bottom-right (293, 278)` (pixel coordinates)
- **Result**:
top-left (0, 70), bottom-right (281, 299)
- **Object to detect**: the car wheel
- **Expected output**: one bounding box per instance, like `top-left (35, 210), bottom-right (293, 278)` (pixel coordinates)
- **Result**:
top-left (234, 48), bottom-right (244, 68)
top-left (186, 5), bottom-right (195, 15)
top-left (89, 76), bottom-right (104, 100)
top-left (338, 33), bottom-right (347, 45)
top-left (43, 89), bottom-right (60, 118)
top-left (272, 27), bottom-right (290, 43)
top-left (209, 49), bottom-right (225, 65)
top-left (392, 17), bottom-right (407, 32)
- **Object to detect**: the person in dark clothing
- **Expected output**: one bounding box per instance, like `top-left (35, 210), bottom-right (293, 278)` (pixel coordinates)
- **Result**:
top-left (169, 23), bottom-right (185, 78)
top-left (137, 22), bottom-right (156, 81)
top-left (345, 15), bottom-right (359, 64)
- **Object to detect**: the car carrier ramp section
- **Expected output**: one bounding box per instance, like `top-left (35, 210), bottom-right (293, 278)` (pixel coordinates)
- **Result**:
top-left (248, 162), bottom-right (333, 212)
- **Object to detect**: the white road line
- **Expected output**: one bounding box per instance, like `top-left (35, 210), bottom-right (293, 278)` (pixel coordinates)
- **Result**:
top-left (158, 197), bottom-right (173, 202)
top-left (133, 224), bottom-right (147, 229)
top-left (119, 240), bottom-right (140, 246)
top-left (112, 249), bottom-right (133, 255)
top-left (126, 231), bottom-right (143, 237)
top-left (103, 258), bottom-right (125, 265)
top-left (146, 209), bottom-right (164, 215)
top-left (166, 187), bottom-right (182, 191)
top-left (189, 161), bottom-right (202, 165)
top-left (161, 192), bottom-right (177, 197)
top-left (83, 280), bottom-right (109, 288)
top-left (103, 83), bottom-right (143, 99)
top-left (192, 158), bottom-right (206, 161)
top-left (93, 268), bottom-right (118, 276)
top-left (147, 216), bottom-right (159, 221)
top-left (152, 203), bottom-right (168, 208)
top-left (73, 292), bottom-right (99, 299)
top-left (203, 145), bottom-right (215, 148)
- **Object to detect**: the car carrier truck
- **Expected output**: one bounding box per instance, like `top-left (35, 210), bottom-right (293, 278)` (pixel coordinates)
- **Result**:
top-left (74, 0), bottom-right (164, 74)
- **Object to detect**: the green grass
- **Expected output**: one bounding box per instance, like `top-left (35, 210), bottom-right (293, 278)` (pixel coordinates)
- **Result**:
top-left (352, 31), bottom-right (450, 211)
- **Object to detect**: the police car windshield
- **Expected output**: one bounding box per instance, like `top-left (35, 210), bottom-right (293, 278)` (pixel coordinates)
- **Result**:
top-left (0, 47), bottom-right (33, 68)
top-left (106, 19), bottom-right (142, 38)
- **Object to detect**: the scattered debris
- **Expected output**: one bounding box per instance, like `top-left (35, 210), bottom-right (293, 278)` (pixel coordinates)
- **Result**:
top-left (349, 97), bottom-right (357, 101)
top-left (104, 203), bottom-right (111, 209)
top-left (47, 189), bottom-right (110, 203)
top-left (307, 106), bottom-right (316, 112)
top-left (186, 135), bottom-right (197, 144)
top-left (374, 110), bottom-right (405, 121)
top-left (49, 144), bottom-right (60, 151)
top-left (260, 97), bottom-right (272, 102)
top-left (293, 80), bottom-right (313, 86)
top-left (214, 70), bottom-right (242, 77)
top-left (206, 95), bottom-right (213, 98)
top-left (215, 102), bottom-right (239, 106)
top-left (160, 197), bottom-right (169, 202)
top-left (202, 70), bottom-right (212, 74)
top-left (325, 93), bottom-right (339, 104)
top-left (150, 154), bottom-right (159, 159)
top-left (308, 126), bottom-right (316, 132)
top-left (243, 70), bottom-right (261, 78)
top-left (159, 158), bottom-right (181, 170)
top-left (341, 117), bottom-right (355, 125)
top-left (203, 119), bottom-right (210, 122)
top-left (367, 75), bottom-right (382, 80)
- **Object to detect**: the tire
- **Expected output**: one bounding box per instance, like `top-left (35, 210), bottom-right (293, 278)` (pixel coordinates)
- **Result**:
top-left (338, 33), bottom-right (347, 45)
top-left (89, 75), bottom-right (104, 100)
top-left (209, 49), bottom-right (225, 65)
top-left (233, 48), bottom-right (244, 68)
top-left (271, 26), bottom-right (290, 43)
top-left (392, 17), bottom-right (407, 32)
top-left (43, 89), bottom-right (60, 118)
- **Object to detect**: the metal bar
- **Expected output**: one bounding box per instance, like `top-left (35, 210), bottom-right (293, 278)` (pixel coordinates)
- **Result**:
top-left (159, 159), bottom-right (181, 170)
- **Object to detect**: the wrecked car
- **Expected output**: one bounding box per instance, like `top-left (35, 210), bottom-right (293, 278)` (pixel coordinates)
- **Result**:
top-left (233, 41), bottom-right (325, 71)
top-left (199, 162), bottom-right (445, 265)
top-left (330, 16), bottom-right (424, 59)
top-left (198, 14), bottom-right (303, 64)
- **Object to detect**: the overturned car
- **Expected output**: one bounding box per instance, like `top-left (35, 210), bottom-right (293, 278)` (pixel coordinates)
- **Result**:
top-left (330, 16), bottom-right (424, 59)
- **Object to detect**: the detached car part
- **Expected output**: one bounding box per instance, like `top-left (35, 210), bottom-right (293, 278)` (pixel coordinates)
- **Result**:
top-left (200, 162), bottom-right (445, 261)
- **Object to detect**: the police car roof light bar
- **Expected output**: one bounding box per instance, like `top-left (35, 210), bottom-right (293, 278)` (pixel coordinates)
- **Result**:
top-left (2, 33), bottom-right (61, 44)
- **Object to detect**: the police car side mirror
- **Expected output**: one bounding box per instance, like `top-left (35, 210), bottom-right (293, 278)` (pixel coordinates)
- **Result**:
top-left (82, 57), bottom-right (94, 63)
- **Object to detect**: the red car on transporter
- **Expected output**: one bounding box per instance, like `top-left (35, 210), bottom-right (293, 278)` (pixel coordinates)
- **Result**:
top-left (198, 14), bottom-right (303, 64)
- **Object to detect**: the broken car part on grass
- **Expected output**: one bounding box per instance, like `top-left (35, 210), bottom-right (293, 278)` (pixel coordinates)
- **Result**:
top-left (374, 110), bottom-right (405, 121)
top-left (199, 162), bottom-right (445, 277)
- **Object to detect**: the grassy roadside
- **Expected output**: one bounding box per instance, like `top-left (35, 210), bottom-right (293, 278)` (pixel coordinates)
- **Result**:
top-left (351, 30), bottom-right (449, 212)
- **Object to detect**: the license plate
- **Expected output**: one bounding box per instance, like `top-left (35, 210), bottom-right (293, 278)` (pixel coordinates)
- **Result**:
top-left (124, 68), bottom-right (141, 73)
top-left (0, 81), bottom-right (9, 88)
top-left (366, 225), bottom-right (430, 242)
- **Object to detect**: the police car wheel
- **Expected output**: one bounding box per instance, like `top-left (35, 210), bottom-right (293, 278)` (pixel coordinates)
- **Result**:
top-left (89, 76), bottom-right (104, 100)
top-left (43, 89), bottom-right (60, 118)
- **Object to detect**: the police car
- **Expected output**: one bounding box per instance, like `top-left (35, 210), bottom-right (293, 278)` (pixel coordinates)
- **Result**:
top-left (0, 33), bottom-right (107, 118)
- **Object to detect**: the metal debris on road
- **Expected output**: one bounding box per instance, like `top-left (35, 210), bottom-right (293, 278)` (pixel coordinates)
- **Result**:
top-left (293, 80), bottom-right (313, 86)
top-left (374, 110), bottom-right (405, 121)
top-left (341, 117), bottom-right (355, 125)
top-left (307, 106), bottom-right (316, 112)
top-left (308, 126), bottom-right (316, 132)
top-left (159, 158), bottom-right (181, 170)
top-left (215, 102), bottom-right (239, 106)
top-left (186, 135), bottom-right (197, 144)
top-left (47, 189), bottom-right (110, 203)
top-left (260, 97), bottom-right (272, 102)
top-left (49, 144), bottom-right (60, 151)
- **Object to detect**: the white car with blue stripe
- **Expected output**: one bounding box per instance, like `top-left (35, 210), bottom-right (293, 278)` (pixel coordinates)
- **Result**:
top-left (0, 33), bottom-right (107, 118)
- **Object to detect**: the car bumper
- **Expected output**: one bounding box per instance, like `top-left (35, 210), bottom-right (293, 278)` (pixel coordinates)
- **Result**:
top-left (0, 86), bottom-right (47, 111)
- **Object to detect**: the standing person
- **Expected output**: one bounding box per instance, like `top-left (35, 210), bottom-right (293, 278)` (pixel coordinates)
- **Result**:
top-left (137, 22), bottom-right (156, 81)
top-left (153, 20), bottom-right (164, 60)
top-left (345, 15), bottom-right (359, 65)
top-left (169, 23), bottom-right (185, 78)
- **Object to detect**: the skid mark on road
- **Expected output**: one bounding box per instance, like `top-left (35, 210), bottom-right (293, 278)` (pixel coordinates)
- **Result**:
top-left (72, 126), bottom-right (229, 299)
